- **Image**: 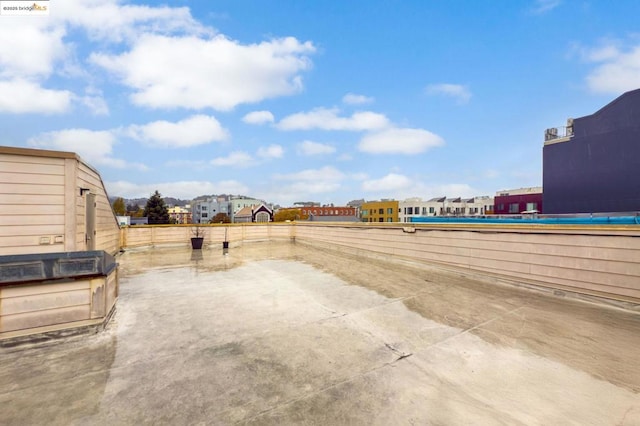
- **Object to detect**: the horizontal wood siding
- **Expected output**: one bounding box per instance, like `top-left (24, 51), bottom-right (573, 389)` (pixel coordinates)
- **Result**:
top-left (122, 224), bottom-right (290, 248)
top-left (294, 223), bottom-right (640, 304)
top-left (0, 280), bottom-right (91, 333)
top-left (76, 162), bottom-right (120, 254)
top-left (0, 154), bottom-right (66, 255)
top-left (119, 223), bottom-right (640, 304)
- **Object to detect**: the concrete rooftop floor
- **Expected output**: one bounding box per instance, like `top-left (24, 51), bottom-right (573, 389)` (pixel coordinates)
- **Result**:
top-left (1, 241), bottom-right (640, 425)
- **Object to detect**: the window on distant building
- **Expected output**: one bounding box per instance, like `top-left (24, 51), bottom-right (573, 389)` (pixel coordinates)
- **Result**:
top-left (387, 208), bottom-right (393, 214)
top-left (422, 207), bottom-right (427, 215)
top-left (498, 204), bottom-right (504, 211)
top-left (429, 207), bottom-right (434, 214)
top-left (202, 213), bottom-right (208, 218)
top-left (526, 202), bottom-right (538, 211)
top-left (414, 207), bottom-right (419, 214)
top-left (387, 217), bottom-right (392, 222)
top-left (201, 206), bottom-right (207, 211)
top-left (509, 203), bottom-right (519, 213)
top-left (379, 208), bottom-right (384, 214)
top-left (407, 207), bottom-right (413, 215)
top-left (379, 218), bottom-right (384, 222)
top-left (362, 210), bottom-right (368, 216)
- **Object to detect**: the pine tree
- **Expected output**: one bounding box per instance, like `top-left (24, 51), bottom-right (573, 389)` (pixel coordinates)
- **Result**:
top-left (144, 190), bottom-right (170, 224)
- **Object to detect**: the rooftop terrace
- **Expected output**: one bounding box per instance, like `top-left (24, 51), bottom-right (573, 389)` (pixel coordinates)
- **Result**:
top-left (2, 241), bottom-right (639, 424)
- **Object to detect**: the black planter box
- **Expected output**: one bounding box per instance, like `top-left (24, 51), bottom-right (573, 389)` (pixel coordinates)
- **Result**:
top-left (191, 237), bottom-right (204, 250)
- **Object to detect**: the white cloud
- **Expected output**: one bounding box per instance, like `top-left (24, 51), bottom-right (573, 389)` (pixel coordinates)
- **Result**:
top-left (274, 166), bottom-right (345, 182)
top-left (243, 110), bottom-right (275, 125)
top-left (358, 127), bottom-right (444, 155)
top-left (362, 176), bottom-right (478, 201)
top-left (362, 173), bottom-right (412, 192)
top-left (271, 166), bottom-right (345, 194)
top-left (105, 180), bottom-right (249, 199)
top-left (79, 91), bottom-right (109, 116)
top-left (0, 20), bottom-right (67, 78)
top-left (54, 0), bottom-right (211, 43)
top-left (433, 183), bottom-right (476, 198)
top-left (350, 172), bottom-right (369, 181)
top-left (0, 79), bottom-right (72, 114)
top-left (342, 93), bottom-right (374, 105)
top-left (277, 108), bottom-right (389, 131)
top-left (27, 128), bottom-right (146, 170)
top-left (126, 115), bottom-right (228, 148)
top-left (91, 35), bottom-right (315, 110)
top-left (425, 83), bottom-right (472, 104)
top-left (296, 140), bottom-right (336, 156)
top-left (581, 44), bottom-right (621, 62)
top-left (0, 1), bottom-right (219, 117)
top-left (211, 151), bottom-right (255, 167)
top-left (257, 144), bottom-right (284, 159)
top-left (530, 0), bottom-right (561, 15)
top-left (584, 44), bottom-right (640, 94)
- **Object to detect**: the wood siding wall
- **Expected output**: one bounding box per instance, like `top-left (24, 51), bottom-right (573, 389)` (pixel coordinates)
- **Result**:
top-left (294, 223), bottom-right (640, 305)
top-left (0, 271), bottom-right (118, 336)
top-left (120, 223), bottom-right (640, 304)
top-left (0, 149), bottom-right (120, 255)
top-left (0, 279), bottom-right (92, 333)
top-left (122, 223), bottom-right (292, 249)
top-left (76, 162), bottom-right (119, 254)
top-left (0, 153), bottom-right (66, 255)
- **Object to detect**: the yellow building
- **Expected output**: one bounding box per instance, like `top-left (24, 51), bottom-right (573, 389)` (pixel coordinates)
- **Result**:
top-left (360, 200), bottom-right (399, 222)
top-left (167, 206), bottom-right (191, 224)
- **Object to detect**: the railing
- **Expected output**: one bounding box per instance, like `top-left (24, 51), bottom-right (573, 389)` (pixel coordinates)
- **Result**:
top-left (544, 126), bottom-right (573, 141)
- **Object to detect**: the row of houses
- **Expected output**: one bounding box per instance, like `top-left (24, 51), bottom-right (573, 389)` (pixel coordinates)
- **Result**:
top-left (160, 188), bottom-right (543, 225)
top-left (191, 196), bottom-right (268, 224)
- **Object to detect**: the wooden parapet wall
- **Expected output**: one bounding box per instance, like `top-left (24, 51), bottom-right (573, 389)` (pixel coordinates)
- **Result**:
top-left (120, 223), bottom-right (293, 249)
top-left (294, 222), bottom-right (640, 306)
top-left (120, 222), bottom-right (640, 305)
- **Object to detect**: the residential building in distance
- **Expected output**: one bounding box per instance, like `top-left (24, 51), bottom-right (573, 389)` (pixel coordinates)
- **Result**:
top-left (493, 187), bottom-right (543, 215)
top-left (230, 197), bottom-right (268, 221)
top-left (399, 196), bottom-right (494, 222)
top-left (360, 200), bottom-right (399, 222)
top-left (191, 196), bottom-right (231, 224)
top-left (233, 204), bottom-right (273, 223)
top-left (300, 206), bottom-right (358, 222)
top-left (168, 205), bottom-right (191, 224)
top-left (543, 88), bottom-right (640, 214)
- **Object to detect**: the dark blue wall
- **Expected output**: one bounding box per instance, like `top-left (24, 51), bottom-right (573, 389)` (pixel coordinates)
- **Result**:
top-left (543, 89), bottom-right (640, 214)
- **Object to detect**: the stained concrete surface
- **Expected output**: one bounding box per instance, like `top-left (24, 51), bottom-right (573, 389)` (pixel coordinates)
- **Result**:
top-left (1, 241), bottom-right (639, 425)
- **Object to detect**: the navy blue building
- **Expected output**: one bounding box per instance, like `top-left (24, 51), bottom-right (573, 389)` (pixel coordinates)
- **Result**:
top-left (543, 89), bottom-right (640, 214)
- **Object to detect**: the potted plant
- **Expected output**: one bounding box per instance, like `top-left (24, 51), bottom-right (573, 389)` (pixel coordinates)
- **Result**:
top-left (191, 226), bottom-right (205, 249)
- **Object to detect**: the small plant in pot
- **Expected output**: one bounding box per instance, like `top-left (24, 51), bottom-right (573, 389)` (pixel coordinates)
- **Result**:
top-left (191, 226), bottom-right (206, 249)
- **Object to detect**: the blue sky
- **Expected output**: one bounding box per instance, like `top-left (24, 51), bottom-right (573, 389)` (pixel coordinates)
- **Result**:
top-left (2, 0), bottom-right (639, 205)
